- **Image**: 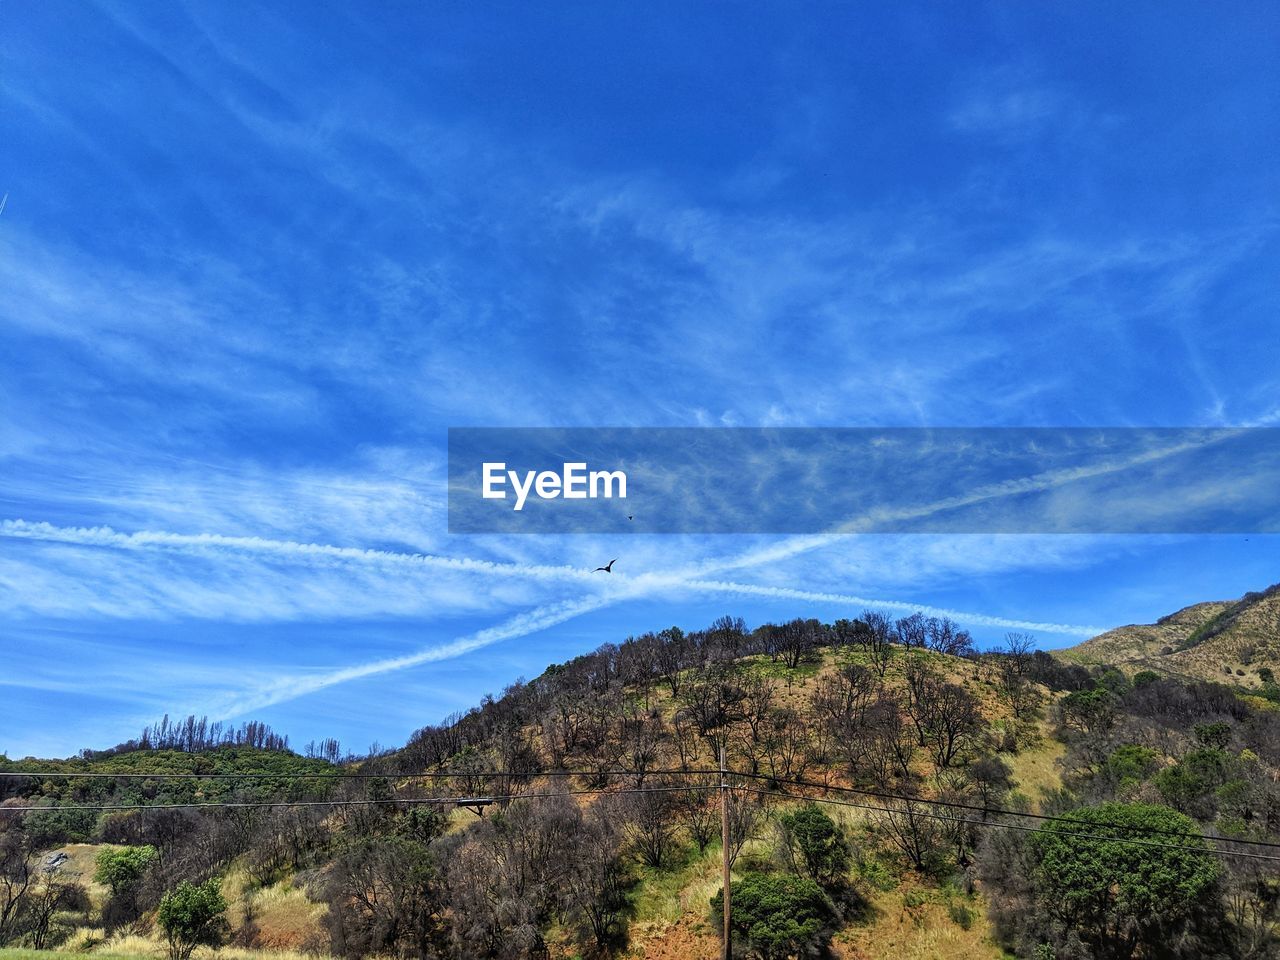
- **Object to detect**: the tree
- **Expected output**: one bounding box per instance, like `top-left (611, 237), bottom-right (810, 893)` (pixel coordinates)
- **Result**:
top-left (895, 613), bottom-right (928, 649)
top-left (561, 804), bottom-right (630, 953)
top-left (674, 780), bottom-right (720, 852)
top-left (321, 808), bottom-right (448, 959)
top-left (446, 796), bottom-right (577, 958)
top-left (923, 616), bottom-right (974, 657)
top-left (880, 796), bottom-right (946, 874)
top-left (996, 633), bottom-right (1041, 719)
top-left (94, 844), bottom-right (156, 901)
top-left (156, 879), bottom-right (228, 960)
top-left (679, 667), bottom-right (748, 755)
top-left (95, 844), bottom-right (157, 928)
top-left (710, 872), bottom-right (836, 960)
top-left (777, 804), bottom-right (851, 890)
top-left (904, 664), bottom-right (983, 768)
top-left (0, 829), bottom-right (34, 947)
top-left (1030, 803), bottom-right (1221, 959)
top-left (622, 787), bottom-right (678, 869)
top-left (763, 619), bottom-right (823, 670)
top-left (25, 866), bottom-right (88, 950)
top-left (857, 611), bottom-right (896, 677)
top-left (1060, 687), bottom-right (1116, 736)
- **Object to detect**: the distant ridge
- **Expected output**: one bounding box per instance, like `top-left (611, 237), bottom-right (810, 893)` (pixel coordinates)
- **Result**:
top-left (1061, 582), bottom-right (1280, 687)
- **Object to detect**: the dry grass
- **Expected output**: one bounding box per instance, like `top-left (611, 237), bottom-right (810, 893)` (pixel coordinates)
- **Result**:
top-left (50, 931), bottom-right (332, 960)
top-left (1002, 720), bottom-right (1066, 811)
top-left (238, 880), bottom-right (327, 951)
top-left (833, 882), bottom-right (1004, 960)
top-left (41, 844), bottom-right (118, 909)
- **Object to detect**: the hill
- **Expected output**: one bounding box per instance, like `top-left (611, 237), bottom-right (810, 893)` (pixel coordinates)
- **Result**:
top-left (1061, 582), bottom-right (1280, 687)
top-left (4, 610), bottom-right (1280, 959)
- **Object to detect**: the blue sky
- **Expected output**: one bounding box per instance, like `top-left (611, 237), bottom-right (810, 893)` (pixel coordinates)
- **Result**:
top-left (1, 2), bottom-right (1278, 758)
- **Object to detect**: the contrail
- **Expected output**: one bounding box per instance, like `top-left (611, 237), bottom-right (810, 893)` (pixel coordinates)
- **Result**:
top-left (202, 576), bottom-right (1094, 718)
top-left (1, 517), bottom-right (1100, 635)
top-left (200, 593), bottom-right (620, 717)
top-left (677, 578), bottom-right (1102, 636)
top-left (0, 519), bottom-right (599, 584)
top-left (680, 429), bottom-right (1241, 579)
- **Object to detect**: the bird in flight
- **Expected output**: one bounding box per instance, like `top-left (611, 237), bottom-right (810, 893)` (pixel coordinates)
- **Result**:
top-left (627, 515), bottom-right (634, 521)
top-left (594, 558), bottom-right (618, 573)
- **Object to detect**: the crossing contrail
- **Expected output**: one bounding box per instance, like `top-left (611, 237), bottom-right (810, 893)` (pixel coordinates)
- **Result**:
top-left (0, 517), bottom-right (1100, 635)
top-left (0, 519), bottom-right (599, 584)
top-left (3, 515), bottom-right (1105, 717)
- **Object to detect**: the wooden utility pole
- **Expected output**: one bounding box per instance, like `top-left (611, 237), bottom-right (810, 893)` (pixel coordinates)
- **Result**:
top-left (720, 743), bottom-right (731, 960)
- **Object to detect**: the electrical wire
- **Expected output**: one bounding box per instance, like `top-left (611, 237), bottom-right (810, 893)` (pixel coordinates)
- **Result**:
top-left (0, 783), bottom-right (711, 813)
top-left (8, 765), bottom-right (1280, 853)
top-left (734, 785), bottom-right (1280, 864)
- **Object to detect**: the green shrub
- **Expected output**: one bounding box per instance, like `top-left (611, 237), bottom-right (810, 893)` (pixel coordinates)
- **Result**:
top-left (903, 887), bottom-right (929, 909)
top-left (710, 872), bottom-right (836, 959)
top-left (1031, 803), bottom-right (1219, 958)
top-left (157, 879), bottom-right (228, 960)
top-left (856, 855), bottom-right (898, 892)
top-left (94, 845), bottom-right (157, 896)
top-left (777, 804), bottom-right (851, 889)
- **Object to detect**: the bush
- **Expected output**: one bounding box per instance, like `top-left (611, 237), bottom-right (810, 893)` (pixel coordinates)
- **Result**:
top-left (948, 901), bottom-right (975, 929)
top-left (777, 804), bottom-right (851, 889)
top-left (94, 845), bottom-right (157, 893)
top-left (1030, 803), bottom-right (1220, 958)
top-left (156, 879), bottom-right (228, 960)
top-left (710, 872), bottom-right (836, 959)
top-left (855, 855), bottom-right (897, 892)
top-left (1100, 744), bottom-right (1159, 795)
top-left (95, 845), bottom-right (157, 930)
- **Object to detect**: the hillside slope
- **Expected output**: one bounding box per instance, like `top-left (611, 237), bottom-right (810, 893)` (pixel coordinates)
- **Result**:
top-left (1062, 582), bottom-right (1280, 686)
top-left (9, 610), bottom-right (1280, 959)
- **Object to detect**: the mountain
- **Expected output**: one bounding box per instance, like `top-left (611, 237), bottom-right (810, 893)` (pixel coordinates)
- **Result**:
top-left (9, 611), bottom-right (1280, 959)
top-left (1061, 582), bottom-right (1280, 687)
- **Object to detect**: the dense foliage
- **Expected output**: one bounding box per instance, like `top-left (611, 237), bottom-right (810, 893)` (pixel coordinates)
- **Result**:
top-left (156, 878), bottom-right (228, 960)
top-left (710, 872), bottom-right (836, 959)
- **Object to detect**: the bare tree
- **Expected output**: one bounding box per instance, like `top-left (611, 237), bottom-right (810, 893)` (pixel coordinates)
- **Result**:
top-left (561, 803), bottom-right (629, 953)
top-left (895, 613), bottom-right (929, 649)
top-left (923, 617), bottom-right (975, 657)
top-left (621, 787), bottom-right (678, 869)
top-left (673, 779), bottom-right (720, 852)
top-left (880, 796), bottom-right (944, 873)
top-left (858, 611), bottom-right (897, 677)
top-left (904, 664), bottom-right (983, 769)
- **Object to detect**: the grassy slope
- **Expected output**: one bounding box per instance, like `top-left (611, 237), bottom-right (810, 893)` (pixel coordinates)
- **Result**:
top-left (607, 646), bottom-right (1054, 959)
top-left (1060, 583), bottom-right (1280, 688)
top-left (23, 646), bottom-right (1066, 960)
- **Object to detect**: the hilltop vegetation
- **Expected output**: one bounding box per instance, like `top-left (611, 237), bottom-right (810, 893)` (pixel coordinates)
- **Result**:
top-left (2, 608), bottom-right (1279, 959)
top-left (1063, 582), bottom-right (1280, 689)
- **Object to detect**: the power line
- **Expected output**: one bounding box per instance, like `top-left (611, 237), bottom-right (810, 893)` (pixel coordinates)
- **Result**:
top-left (5, 772), bottom-right (1278, 864)
top-left (0, 783), bottom-right (711, 813)
top-left (9, 764), bottom-right (1280, 853)
top-left (736, 786), bottom-right (1280, 864)
top-left (726, 769), bottom-right (1280, 852)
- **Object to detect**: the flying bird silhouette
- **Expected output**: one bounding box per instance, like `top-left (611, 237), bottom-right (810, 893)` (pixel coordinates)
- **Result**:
top-left (594, 558), bottom-right (618, 573)
top-left (626, 515), bottom-right (634, 521)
